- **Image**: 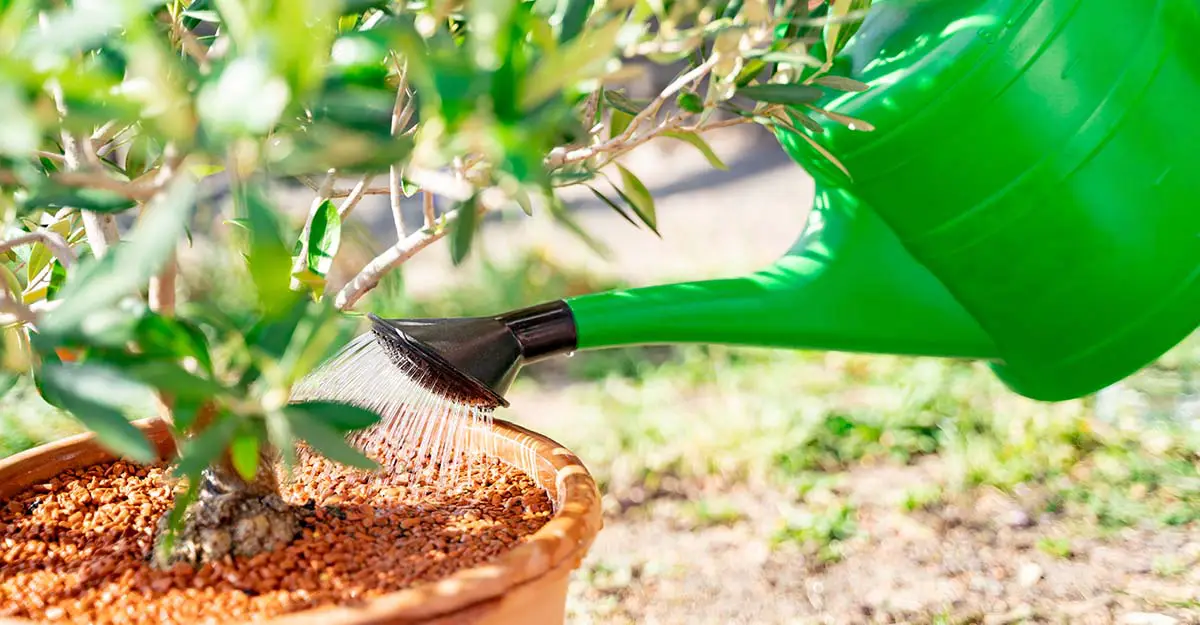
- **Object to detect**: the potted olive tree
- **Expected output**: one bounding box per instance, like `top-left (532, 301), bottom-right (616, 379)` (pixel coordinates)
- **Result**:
top-left (0, 0), bottom-right (873, 622)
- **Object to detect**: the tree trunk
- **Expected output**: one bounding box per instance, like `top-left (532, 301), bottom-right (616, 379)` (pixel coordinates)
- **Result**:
top-left (151, 401), bottom-right (302, 569)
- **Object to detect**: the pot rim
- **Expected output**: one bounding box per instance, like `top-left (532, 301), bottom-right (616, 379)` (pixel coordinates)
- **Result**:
top-left (0, 415), bottom-right (604, 625)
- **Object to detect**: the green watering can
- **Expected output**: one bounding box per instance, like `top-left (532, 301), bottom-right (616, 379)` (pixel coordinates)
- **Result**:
top-left (364, 0), bottom-right (1200, 406)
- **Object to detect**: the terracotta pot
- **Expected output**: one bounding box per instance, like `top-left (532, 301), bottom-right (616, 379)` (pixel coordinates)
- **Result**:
top-left (0, 416), bottom-right (603, 625)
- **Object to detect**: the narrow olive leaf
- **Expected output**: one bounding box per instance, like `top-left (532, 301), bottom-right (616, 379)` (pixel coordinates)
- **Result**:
top-left (736, 83), bottom-right (826, 105)
top-left (604, 90), bottom-right (648, 115)
top-left (38, 362), bottom-right (157, 464)
top-left (609, 108), bottom-right (634, 139)
top-left (545, 191), bottom-right (611, 258)
top-left (285, 406), bottom-right (377, 470)
top-left (814, 75), bottom-right (870, 92)
top-left (587, 185), bottom-right (639, 229)
top-left (40, 176), bottom-right (197, 341)
top-left (784, 120), bottom-right (852, 179)
top-left (614, 164), bottom-right (658, 234)
top-left (287, 401), bottom-right (381, 432)
top-left (787, 109), bottom-right (826, 133)
top-left (556, 0), bottom-right (594, 43)
top-left (266, 411), bottom-right (298, 470)
top-left (513, 186), bottom-right (534, 216)
top-left (19, 184), bottom-right (137, 215)
top-left (661, 131), bottom-right (728, 170)
top-left (229, 432), bottom-right (261, 482)
top-left (123, 361), bottom-right (225, 401)
top-left (758, 51), bottom-right (823, 68)
top-left (239, 184), bottom-right (296, 319)
top-left (449, 194), bottom-right (480, 266)
top-left (809, 106), bottom-right (875, 131)
top-left (824, 0), bottom-right (873, 60)
top-left (172, 413), bottom-right (240, 478)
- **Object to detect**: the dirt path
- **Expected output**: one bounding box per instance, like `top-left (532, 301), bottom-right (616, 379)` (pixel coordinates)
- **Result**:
top-left (563, 462), bottom-right (1200, 625)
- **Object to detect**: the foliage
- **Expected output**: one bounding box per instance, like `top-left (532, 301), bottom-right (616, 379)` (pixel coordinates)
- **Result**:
top-left (0, 0), bottom-right (878, 537)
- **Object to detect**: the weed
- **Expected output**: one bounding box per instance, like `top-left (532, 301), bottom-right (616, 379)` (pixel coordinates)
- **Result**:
top-left (1036, 537), bottom-right (1073, 559)
top-left (771, 503), bottom-right (859, 564)
top-left (679, 498), bottom-right (746, 528)
top-left (901, 484), bottom-right (945, 512)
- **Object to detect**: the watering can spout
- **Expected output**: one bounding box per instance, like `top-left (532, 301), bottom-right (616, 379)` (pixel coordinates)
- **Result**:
top-left (565, 187), bottom-right (1002, 362)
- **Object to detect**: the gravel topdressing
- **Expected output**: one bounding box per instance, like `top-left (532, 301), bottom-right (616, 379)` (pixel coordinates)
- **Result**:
top-left (0, 450), bottom-right (554, 624)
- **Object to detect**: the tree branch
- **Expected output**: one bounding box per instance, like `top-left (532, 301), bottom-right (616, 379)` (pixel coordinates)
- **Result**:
top-left (0, 232), bottom-right (77, 268)
top-left (335, 184), bottom-right (503, 310)
top-left (336, 174), bottom-right (371, 220)
top-left (39, 10), bottom-right (121, 260)
top-left (388, 60), bottom-right (413, 238)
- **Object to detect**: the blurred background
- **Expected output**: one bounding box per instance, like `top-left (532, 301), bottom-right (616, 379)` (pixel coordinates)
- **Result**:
top-left (3, 122), bottom-right (1198, 624)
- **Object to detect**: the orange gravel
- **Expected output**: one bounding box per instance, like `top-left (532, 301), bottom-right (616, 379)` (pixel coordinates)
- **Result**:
top-left (0, 451), bottom-right (554, 624)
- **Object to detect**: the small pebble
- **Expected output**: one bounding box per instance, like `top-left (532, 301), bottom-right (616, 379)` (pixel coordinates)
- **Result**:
top-left (0, 446), bottom-right (553, 625)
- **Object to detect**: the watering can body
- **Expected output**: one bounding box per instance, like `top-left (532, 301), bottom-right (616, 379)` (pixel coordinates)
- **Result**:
top-left (563, 0), bottom-right (1200, 402)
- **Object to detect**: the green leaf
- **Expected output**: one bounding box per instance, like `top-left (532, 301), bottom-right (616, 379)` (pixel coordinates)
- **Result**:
top-left (521, 15), bottom-right (625, 110)
top-left (123, 361), bottom-right (225, 402)
top-left (824, 0), bottom-right (873, 60)
top-left (19, 183), bottom-right (137, 215)
top-left (229, 431), bottom-right (261, 482)
top-left (556, 0), bottom-right (594, 43)
top-left (293, 200), bottom-right (342, 296)
top-left (286, 401), bottom-right (381, 432)
top-left (513, 185), bottom-right (534, 216)
top-left (285, 406), bottom-right (377, 470)
top-left (662, 131), bottom-right (728, 170)
top-left (545, 190), bottom-right (610, 258)
top-left (614, 164), bottom-right (658, 234)
top-left (37, 362), bottom-right (157, 464)
top-left (266, 410), bottom-right (298, 470)
top-left (587, 185), bottom-right (638, 228)
top-left (814, 75), bottom-right (870, 92)
top-left (237, 183), bottom-right (296, 319)
top-left (609, 108), bottom-right (634, 139)
top-left (449, 194), bottom-right (480, 266)
top-left (604, 89), bottom-right (648, 115)
top-left (676, 91), bottom-right (705, 114)
top-left (135, 314), bottom-right (215, 375)
top-left (737, 83), bottom-right (826, 105)
top-left (172, 412), bottom-right (239, 478)
top-left (40, 176), bottom-right (197, 340)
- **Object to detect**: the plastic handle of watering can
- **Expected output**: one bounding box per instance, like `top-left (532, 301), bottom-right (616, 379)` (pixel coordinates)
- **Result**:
top-left (562, 188), bottom-right (1003, 361)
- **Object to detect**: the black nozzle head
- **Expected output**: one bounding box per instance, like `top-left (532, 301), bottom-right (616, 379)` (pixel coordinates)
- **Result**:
top-left (367, 313), bottom-right (512, 408)
top-left (365, 301), bottom-right (579, 409)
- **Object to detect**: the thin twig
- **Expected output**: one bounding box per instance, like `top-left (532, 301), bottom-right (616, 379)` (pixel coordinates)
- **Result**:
top-left (422, 190), bottom-right (435, 228)
top-left (336, 174), bottom-right (372, 220)
top-left (388, 61), bottom-right (412, 237)
top-left (0, 232), bottom-right (77, 267)
top-left (0, 300), bottom-right (59, 327)
top-left (42, 10), bottom-right (120, 259)
top-left (147, 145), bottom-right (181, 316)
top-left (336, 185), bottom-right (503, 310)
top-left (334, 213), bottom-right (460, 311)
top-left (0, 294), bottom-right (37, 327)
top-left (550, 56), bottom-right (719, 168)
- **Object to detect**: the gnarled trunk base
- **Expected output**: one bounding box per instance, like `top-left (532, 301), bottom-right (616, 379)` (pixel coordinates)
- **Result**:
top-left (151, 447), bottom-right (301, 569)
